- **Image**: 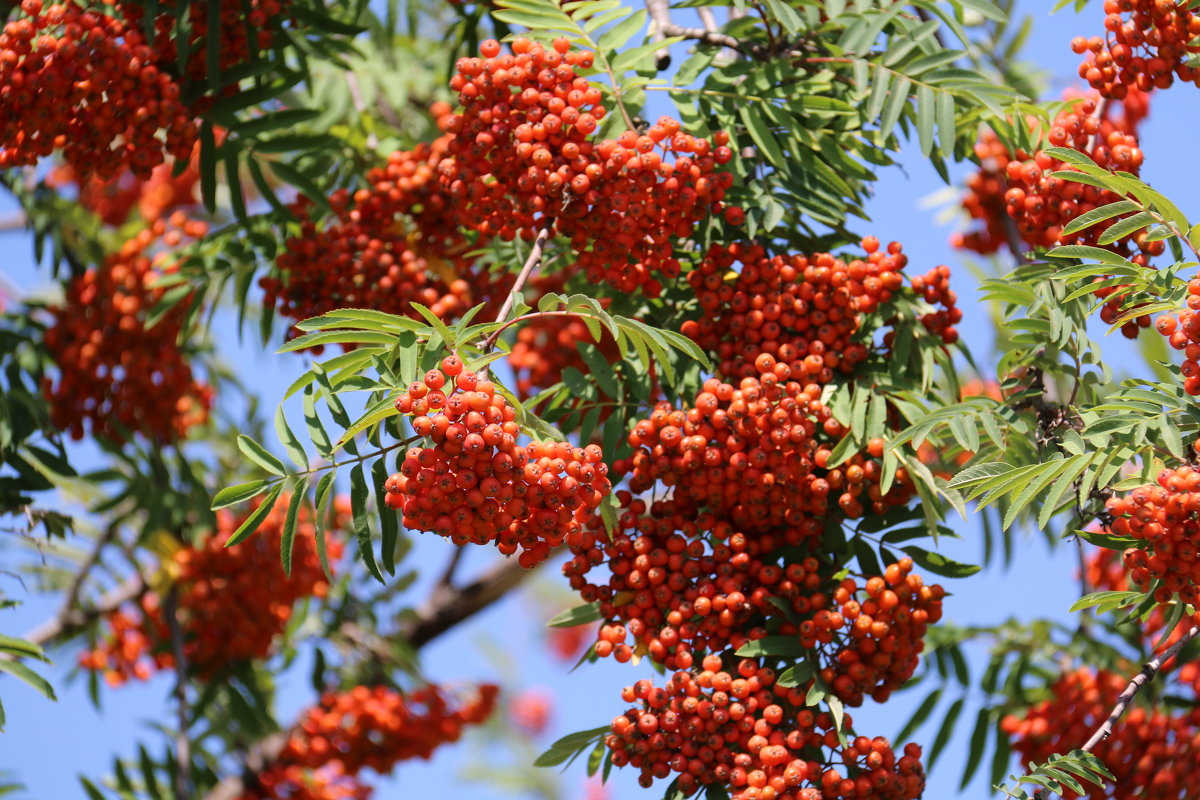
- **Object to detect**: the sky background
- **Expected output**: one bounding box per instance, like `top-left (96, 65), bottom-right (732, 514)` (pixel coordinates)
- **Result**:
top-left (3, 1), bottom-right (1200, 798)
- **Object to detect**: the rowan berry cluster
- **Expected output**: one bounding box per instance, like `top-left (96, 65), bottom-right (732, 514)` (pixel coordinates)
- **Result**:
top-left (0, 0), bottom-right (198, 179)
top-left (608, 662), bottom-right (926, 800)
top-left (1003, 667), bottom-right (1200, 800)
top-left (384, 356), bottom-right (611, 567)
top-left (80, 497), bottom-right (346, 684)
top-left (564, 494), bottom-right (821, 670)
top-left (266, 113), bottom-right (511, 347)
top-left (1106, 466), bottom-right (1200, 619)
top-left (265, 193), bottom-right (480, 346)
top-left (116, 0), bottom-right (289, 110)
top-left (242, 684), bottom-right (498, 800)
top-left (1071, 0), bottom-right (1200, 99)
top-left (618, 364), bottom-right (915, 529)
top-left (42, 215), bottom-right (213, 443)
top-left (1004, 98), bottom-right (1150, 254)
top-left (1154, 293), bottom-right (1200, 395)
top-left (953, 90), bottom-right (1149, 257)
top-left (439, 37), bottom-right (737, 295)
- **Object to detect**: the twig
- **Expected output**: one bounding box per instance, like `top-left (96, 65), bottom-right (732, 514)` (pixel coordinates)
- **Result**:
top-left (165, 587), bottom-right (194, 800)
top-left (0, 211), bottom-right (26, 232)
top-left (1031, 625), bottom-right (1200, 799)
top-left (645, 0), bottom-right (672, 70)
top-left (52, 524), bottom-right (121, 640)
top-left (479, 222), bottom-right (554, 359)
top-left (345, 72), bottom-right (379, 151)
top-left (432, 547), bottom-right (465, 602)
top-left (22, 575), bottom-right (145, 646)
top-left (697, 7), bottom-right (719, 34)
top-left (1083, 625), bottom-right (1200, 751)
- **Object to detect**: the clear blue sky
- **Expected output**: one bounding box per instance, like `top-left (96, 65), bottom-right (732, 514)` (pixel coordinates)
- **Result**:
top-left (3, 2), bottom-right (1200, 798)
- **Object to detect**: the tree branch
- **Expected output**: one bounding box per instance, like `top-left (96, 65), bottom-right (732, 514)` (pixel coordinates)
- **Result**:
top-left (1082, 625), bottom-right (1200, 751)
top-left (1031, 625), bottom-right (1200, 799)
top-left (479, 221), bottom-right (554, 359)
top-left (22, 575), bottom-right (146, 646)
top-left (199, 556), bottom-right (538, 800)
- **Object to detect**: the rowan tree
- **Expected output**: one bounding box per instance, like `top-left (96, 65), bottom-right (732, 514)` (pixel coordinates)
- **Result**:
top-left (1, 1), bottom-right (1200, 799)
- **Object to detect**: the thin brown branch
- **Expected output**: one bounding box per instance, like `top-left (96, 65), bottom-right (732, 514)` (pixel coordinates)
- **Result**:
top-left (22, 575), bottom-right (145, 646)
top-left (479, 221), bottom-right (554, 360)
top-left (0, 211), bottom-right (27, 232)
top-left (1031, 625), bottom-right (1200, 800)
top-left (165, 587), bottom-right (194, 800)
top-left (1082, 625), bottom-right (1200, 751)
top-left (399, 557), bottom-right (534, 649)
top-left (52, 524), bottom-right (120, 638)
top-left (645, 0), bottom-right (672, 70)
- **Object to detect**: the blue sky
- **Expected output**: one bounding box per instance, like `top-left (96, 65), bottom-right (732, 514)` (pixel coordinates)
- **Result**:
top-left (3, 2), bottom-right (1200, 798)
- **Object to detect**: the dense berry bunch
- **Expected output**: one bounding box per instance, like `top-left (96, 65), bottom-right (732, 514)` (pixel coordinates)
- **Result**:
top-left (0, 0), bottom-right (198, 178)
top-left (774, 559), bottom-right (944, 706)
top-left (242, 684), bottom-right (497, 800)
top-left (907, 265), bottom-right (961, 345)
top-left (46, 150), bottom-right (201, 226)
top-left (384, 357), bottom-right (611, 567)
top-left (1106, 466), bottom-right (1200, 619)
top-left (1072, 1), bottom-right (1200, 99)
top-left (440, 37), bottom-right (736, 295)
top-left (80, 497), bottom-right (346, 683)
top-left (619, 364), bottom-right (915, 529)
top-left (117, 0), bottom-right (289, 111)
top-left (683, 242), bottom-right (889, 382)
top-left (1004, 98), bottom-right (1149, 252)
top-left (1003, 667), bottom-right (1200, 800)
top-left (607, 662), bottom-right (926, 799)
top-left (42, 216), bottom-right (212, 443)
top-left (953, 89), bottom-right (1150, 257)
top-left (266, 194), bottom-right (477, 343)
top-left (564, 494), bottom-right (822, 670)
top-left (281, 684), bottom-right (499, 772)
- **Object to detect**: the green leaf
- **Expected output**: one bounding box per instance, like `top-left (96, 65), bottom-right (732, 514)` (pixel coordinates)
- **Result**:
top-left (929, 697), bottom-right (964, 770)
top-left (1061, 200), bottom-right (1141, 236)
top-left (350, 464), bottom-right (385, 584)
top-left (961, 708), bottom-right (993, 790)
top-left (896, 688), bottom-right (942, 743)
top-left (211, 479), bottom-right (273, 510)
top-left (280, 477), bottom-right (308, 577)
top-left (0, 658), bottom-right (55, 701)
top-left (900, 546), bottom-right (981, 578)
top-left (1097, 211), bottom-right (1156, 246)
top-left (313, 470), bottom-right (336, 582)
top-left (237, 435), bottom-right (287, 476)
top-left (597, 8), bottom-right (646, 52)
top-left (534, 725), bottom-right (611, 768)
top-left (548, 602), bottom-right (603, 628)
top-left (735, 636), bottom-right (805, 658)
top-left (740, 105), bottom-right (786, 167)
top-left (275, 407), bottom-right (309, 470)
top-left (223, 483), bottom-right (284, 548)
top-left (915, 85), bottom-right (935, 156)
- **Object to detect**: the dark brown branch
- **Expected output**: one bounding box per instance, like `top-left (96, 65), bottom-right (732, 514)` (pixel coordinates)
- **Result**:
top-left (200, 556), bottom-right (537, 800)
top-left (399, 557), bottom-right (532, 649)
